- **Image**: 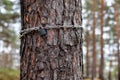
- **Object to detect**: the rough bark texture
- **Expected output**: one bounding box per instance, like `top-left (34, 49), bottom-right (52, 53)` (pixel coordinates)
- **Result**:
top-left (20, 0), bottom-right (83, 80)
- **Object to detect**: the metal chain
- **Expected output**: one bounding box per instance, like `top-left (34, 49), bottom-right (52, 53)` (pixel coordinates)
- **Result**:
top-left (20, 25), bottom-right (82, 38)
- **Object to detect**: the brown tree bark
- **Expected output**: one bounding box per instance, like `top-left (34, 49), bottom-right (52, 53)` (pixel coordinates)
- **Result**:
top-left (20, 0), bottom-right (83, 80)
top-left (108, 60), bottom-right (112, 80)
top-left (85, 30), bottom-right (90, 78)
top-left (99, 0), bottom-right (104, 80)
top-left (114, 0), bottom-right (120, 79)
top-left (92, 0), bottom-right (97, 79)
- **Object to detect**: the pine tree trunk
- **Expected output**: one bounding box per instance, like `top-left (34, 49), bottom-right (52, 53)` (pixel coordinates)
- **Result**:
top-left (92, 0), bottom-right (97, 79)
top-left (85, 31), bottom-right (90, 78)
top-left (114, 0), bottom-right (120, 79)
top-left (99, 0), bottom-right (104, 80)
top-left (108, 61), bottom-right (112, 80)
top-left (20, 0), bottom-right (83, 80)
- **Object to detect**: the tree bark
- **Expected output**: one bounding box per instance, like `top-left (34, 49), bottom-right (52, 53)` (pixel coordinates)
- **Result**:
top-left (99, 0), bottom-right (104, 80)
top-left (114, 0), bottom-right (120, 79)
top-left (20, 0), bottom-right (83, 80)
top-left (92, 0), bottom-right (97, 79)
top-left (108, 61), bottom-right (112, 80)
top-left (85, 30), bottom-right (90, 78)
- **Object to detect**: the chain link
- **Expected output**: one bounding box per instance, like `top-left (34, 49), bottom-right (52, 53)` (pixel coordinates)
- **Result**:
top-left (20, 25), bottom-right (82, 38)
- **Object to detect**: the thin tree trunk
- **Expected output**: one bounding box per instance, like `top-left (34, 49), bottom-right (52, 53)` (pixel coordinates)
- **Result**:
top-left (114, 0), bottom-right (120, 79)
top-left (92, 0), bottom-right (97, 79)
top-left (99, 0), bottom-right (104, 80)
top-left (85, 30), bottom-right (90, 78)
top-left (20, 0), bottom-right (83, 80)
top-left (108, 61), bottom-right (112, 80)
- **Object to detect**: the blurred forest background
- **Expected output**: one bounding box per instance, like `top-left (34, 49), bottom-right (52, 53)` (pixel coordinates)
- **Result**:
top-left (0, 0), bottom-right (20, 80)
top-left (0, 0), bottom-right (119, 80)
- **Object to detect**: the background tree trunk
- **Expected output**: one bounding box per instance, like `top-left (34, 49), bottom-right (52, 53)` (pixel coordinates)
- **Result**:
top-left (92, 0), bottom-right (97, 79)
top-left (108, 60), bottom-right (112, 80)
top-left (85, 30), bottom-right (90, 78)
top-left (20, 0), bottom-right (83, 80)
top-left (114, 0), bottom-right (120, 79)
top-left (99, 0), bottom-right (104, 80)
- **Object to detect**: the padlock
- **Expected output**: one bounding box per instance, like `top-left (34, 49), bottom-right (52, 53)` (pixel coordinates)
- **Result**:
top-left (39, 28), bottom-right (47, 36)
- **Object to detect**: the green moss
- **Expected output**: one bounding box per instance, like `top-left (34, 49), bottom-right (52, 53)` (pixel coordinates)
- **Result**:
top-left (0, 68), bottom-right (20, 80)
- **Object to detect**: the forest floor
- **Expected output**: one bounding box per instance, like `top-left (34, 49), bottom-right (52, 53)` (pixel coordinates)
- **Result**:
top-left (0, 68), bottom-right (19, 80)
top-left (0, 68), bottom-right (102, 80)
